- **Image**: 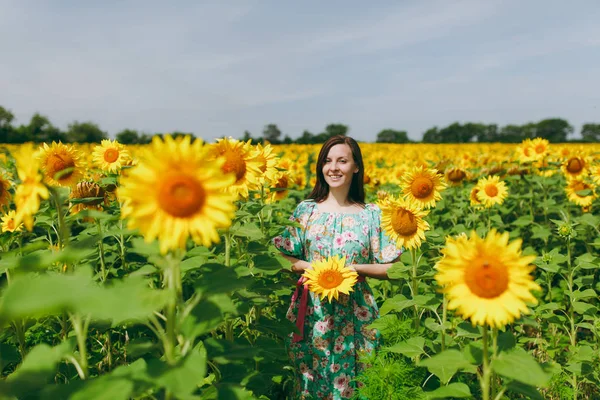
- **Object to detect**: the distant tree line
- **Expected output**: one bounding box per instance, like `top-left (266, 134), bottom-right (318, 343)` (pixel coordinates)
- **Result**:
top-left (1, 106), bottom-right (599, 144)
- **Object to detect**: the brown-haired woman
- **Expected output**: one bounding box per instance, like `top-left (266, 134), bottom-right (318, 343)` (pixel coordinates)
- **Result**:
top-left (272, 135), bottom-right (402, 399)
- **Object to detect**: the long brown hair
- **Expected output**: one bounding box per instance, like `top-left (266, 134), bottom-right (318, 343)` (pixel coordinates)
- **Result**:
top-left (307, 135), bottom-right (365, 205)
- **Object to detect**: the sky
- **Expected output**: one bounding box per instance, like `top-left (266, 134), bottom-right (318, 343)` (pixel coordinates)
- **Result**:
top-left (1, 0), bottom-right (599, 142)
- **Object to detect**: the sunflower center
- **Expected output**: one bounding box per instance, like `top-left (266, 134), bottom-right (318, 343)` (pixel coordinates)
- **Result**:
top-left (49, 154), bottom-right (75, 180)
top-left (447, 169), bottom-right (466, 182)
top-left (275, 175), bottom-right (289, 189)
top-left (572, 181), bottom-right (588, 193)
top-left (464, 258), bottom-right (509, 299)
top-left (484, 184), bottom-right (498, 197)
top-left (411, 177), bottom-right (433, 199)
top-left (566, 158), bottom-right (584, 174)
top-left (104, 148), bottom-right (119, 163)
top-left (7, 219), bottom-right (15, 230)
top-left (318, 270), bottom-right (344, 289)
top-left (222, 151), bottom-right (247, 182)
top-left (158, 174), bottom-right (206, 218)
top-left (535, 144), bottom-right (545, 154)
top-left (391, 208), bottom-right (418, 236)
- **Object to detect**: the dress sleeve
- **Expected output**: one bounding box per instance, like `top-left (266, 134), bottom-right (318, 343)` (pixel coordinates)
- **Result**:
top-left (368, 204), bottom-right (403, 263)
top-left (272, 201), bottom-right (311, 259)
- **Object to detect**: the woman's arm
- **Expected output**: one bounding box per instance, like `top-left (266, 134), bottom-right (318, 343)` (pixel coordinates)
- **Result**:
top-left (350, 263), bottom-right (394, 280)
top-left (280, 254), bottom-right (312, 274)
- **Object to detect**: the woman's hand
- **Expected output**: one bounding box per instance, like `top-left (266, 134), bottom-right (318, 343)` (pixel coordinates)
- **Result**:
top-left (280, 254), bottom-right (312, 274)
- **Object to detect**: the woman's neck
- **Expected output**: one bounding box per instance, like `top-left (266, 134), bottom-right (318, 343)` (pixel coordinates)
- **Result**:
top-left (323, 188), bottom-right (352, 207)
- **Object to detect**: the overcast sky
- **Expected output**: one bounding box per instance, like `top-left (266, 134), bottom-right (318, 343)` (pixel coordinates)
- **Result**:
top-left (1, 1), bottom-right (599, 141)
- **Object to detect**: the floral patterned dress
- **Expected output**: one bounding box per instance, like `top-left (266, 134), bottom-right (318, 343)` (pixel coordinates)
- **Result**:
top-left (273, 200), bottom-right (402, 399)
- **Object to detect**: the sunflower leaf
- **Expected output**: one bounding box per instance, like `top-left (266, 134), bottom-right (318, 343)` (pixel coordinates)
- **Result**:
top-left (425, 382), bottom-right (472, 399)
top-left (386, 336), bottom-right (425, 358)
top-left (491, 347), bottom-right (550, 387)
top-left (419, 349), bottom-right (474, 384)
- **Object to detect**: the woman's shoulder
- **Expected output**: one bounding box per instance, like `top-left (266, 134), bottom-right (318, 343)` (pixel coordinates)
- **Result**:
top-left (364, 203), bottom-right (382, 213)
top-left (294, 199), bottom-right (317, 214)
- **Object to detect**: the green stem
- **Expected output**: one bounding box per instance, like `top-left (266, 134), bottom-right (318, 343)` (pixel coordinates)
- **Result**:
top-left (410, 249), bottom-right (419, 331)
top-left (224, 230), bottom-right (232, 267)
top-left (51, 188), bottom-right (69, 250)
top-left (70, 314), bottom-right (90, 379)
top-left (441, 293), bottom-right (447, 352)
top-left (119, 218), bottom-right (127, 271)
top-left (491, 328), bottom-right (498, 399)
top-left (164, 253), bottom-right (182, 365)
top-left (481, 327), bottom-right (491, 400)
top-left (97, 220), bottom-right (107, 283)
top-left (566, 237), bottom-right (578, 400)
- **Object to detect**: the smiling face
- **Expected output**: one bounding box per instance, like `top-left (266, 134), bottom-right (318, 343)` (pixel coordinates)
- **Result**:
top-left (322, 144), bottom-right (359, 191)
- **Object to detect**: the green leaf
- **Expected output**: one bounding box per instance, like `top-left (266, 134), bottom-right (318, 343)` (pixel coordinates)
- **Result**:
top-left (506, 381), bottom-right (545, 400)
top-left (3, 341), bottom-right (74, 397)
top-left (419, 350), bottom-right (474, 384)
top-left (572, 302), bottom-right (597, 316)
top-left (379, 295), bottom-right (414, 316)
top-left (147, 348), bottom-right (207, 397)
top-left (203, 338), bottom-right (259, 364)
top-left (252, 254), bottom-right (288, 275)
top-left (180, 256), bottom-right (208, 274)
top-left (512, 216), bottom-right (534, 227)
top-left (386, 262), bottom-right (411, 279)
top-left (491, 347), bottom-right (550, 387)
top-left (217, 385), bottom-right (255, 400)
top-left (194, 263), bottom-right (249, 296)
top-left (181, 294), bottom-right (237, 341)
top-left (230, 222), bottom-right (264, 240)
top-left (531, 226), bottom-right (551, 242)
top-left (386, 336), bottom-right (425, 358)
top-left (425, 382), bottom-right (472, 399)
top-left (571, 289), bottom-right (597, 301)
top-left (455, 322), bottom-right (481, 339)
top-left (0, 343), bottom-right (20, 371)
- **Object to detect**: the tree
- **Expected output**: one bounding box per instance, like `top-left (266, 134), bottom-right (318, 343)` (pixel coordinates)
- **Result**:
top-left (535, 118), bottom-right (573, 142)
top-left (376, 129), bottom-right (409, 143)
top-left (296, 130), bottom-right (314, 144)
top-left (0, 106), bottom-right (15, 143)
top-left (263, 124), bottom-right (281, 144)
top-left (422, 127), bottom-right (440, 143)
top-left (581, 123), bottom-right (600, 142)
top-left (65, 121), bottom-right (107, 143)
top-left (17, 113), bottom-right (65, 143)
top-left (116, 129), bottom-right (141, 144)
top-left (323, 124), bottom-right (348, 138)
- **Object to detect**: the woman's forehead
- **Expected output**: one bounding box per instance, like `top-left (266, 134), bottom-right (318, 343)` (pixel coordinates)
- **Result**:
top-left (326, 144), bottom-right (352, 157)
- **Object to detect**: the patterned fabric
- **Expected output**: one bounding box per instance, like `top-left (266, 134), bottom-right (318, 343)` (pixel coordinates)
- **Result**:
top-left (273, 200), bottom-right (402, 399)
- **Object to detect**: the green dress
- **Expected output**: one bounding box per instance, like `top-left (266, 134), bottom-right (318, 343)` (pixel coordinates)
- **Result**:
top-left (273, 200), bottom-right (402, 399)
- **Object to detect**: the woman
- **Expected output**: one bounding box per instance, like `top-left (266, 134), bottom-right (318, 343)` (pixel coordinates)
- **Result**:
top-left (272, 135), bottom-right (402, 399)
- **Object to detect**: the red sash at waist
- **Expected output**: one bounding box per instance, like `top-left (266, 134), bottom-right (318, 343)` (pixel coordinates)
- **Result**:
top-left (291, 275), bottom-right (365, 343)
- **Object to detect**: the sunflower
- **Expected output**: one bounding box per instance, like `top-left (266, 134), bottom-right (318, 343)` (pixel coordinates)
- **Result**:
top-left (92, 139), bottom-right (131, 173)
top-left (434, 229), bottom-right (541, 328)
top-left (118, 135), bottom-right (236, 254)
top-left (445, 167), bottom-right (468, 186)
top-left (515, 139), bottom-right (536, 164)
top-left (379, 196), bottom-right (430, 250)
top-left (69, 181), bottom-right (108, 214)
top-left (530, 137), bottom-right (549, 160)
top-left (565, 179), bottom-right (596, 208)
top-left (37, 142), bottom-right (84, 187)
top-left (561, 154), bottom-right (589, 181)
top-left (253, 142), bottom-right (279, 186)
top-left (303, 255), bottom-right (358, 302)
top-left (469, 186), bottom-right (483, 208)
top-left (207, 138), bottom-right (262, 199)
top-left (13, 146), bottom-right (49, 230)
top-left (401, 166), bottom-right (446, 209)
top-left (0, 170), bottom-right (12, 211)
top-left (475, 175), bottom-right (508, 208)
top-left (1, 210), bottom-right (23, 233)
top-left (267, 170), bottom-right (292, 203)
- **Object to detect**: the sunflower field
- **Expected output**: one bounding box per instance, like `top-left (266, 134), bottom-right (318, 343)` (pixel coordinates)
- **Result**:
top-left (0, 137), bottom-right (599, 399)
